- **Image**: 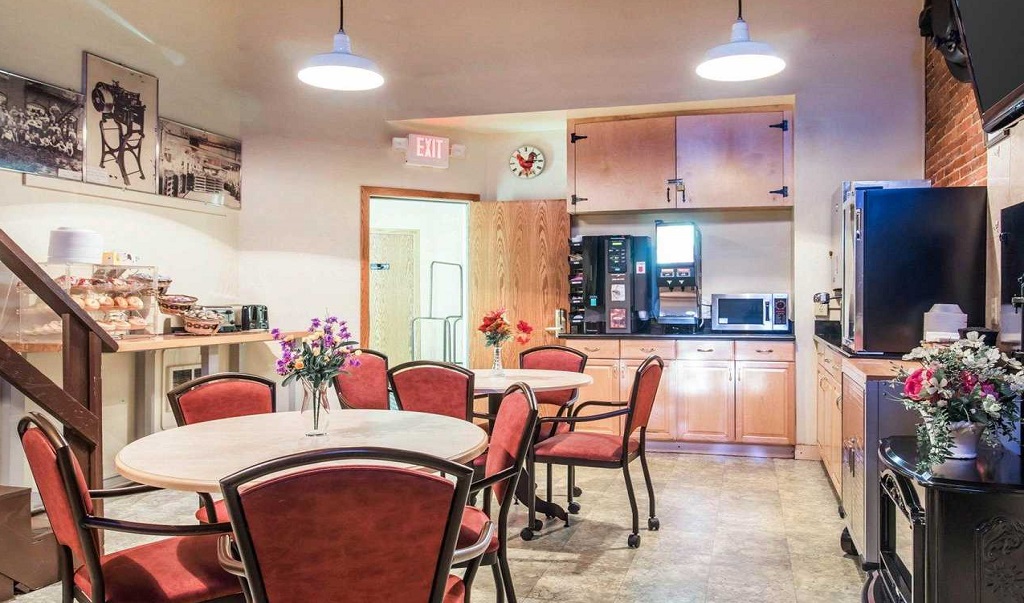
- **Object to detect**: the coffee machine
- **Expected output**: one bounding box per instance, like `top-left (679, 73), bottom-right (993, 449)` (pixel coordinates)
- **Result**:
top-left (652, 221), bottom-right (702, 334)
top-left (568, 235), bottom-right (653, 334)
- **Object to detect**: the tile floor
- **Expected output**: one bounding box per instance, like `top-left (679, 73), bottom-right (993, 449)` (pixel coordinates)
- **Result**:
top-left (15, 453), bottom-right (865, 602)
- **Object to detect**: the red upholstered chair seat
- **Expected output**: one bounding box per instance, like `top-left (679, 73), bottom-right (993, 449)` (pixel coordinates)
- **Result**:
top-left (457, 506), bottom-right (499, 555)
top-left (445, 575), bottom-right (467, 603)
top-left (533, 432), bottom-right (639, 463)
top-left (73, 534), bottom-right (240, 603)
top-left (195, 498), bottom-right (227, 524)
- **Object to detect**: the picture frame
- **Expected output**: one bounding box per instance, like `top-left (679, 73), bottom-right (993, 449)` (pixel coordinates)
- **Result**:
top-left (82, 52), bottom-right (158, 193)
top-left (159, 118), bottom-right (242, 209)
top-left (0, 69), bottom-right (84, 180)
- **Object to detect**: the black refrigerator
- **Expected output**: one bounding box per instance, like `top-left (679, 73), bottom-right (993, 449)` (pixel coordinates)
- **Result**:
top-left (841, 186), bottom-right (988, 355)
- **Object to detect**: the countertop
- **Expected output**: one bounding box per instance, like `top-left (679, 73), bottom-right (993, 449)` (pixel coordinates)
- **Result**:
top-left (560, 331), bottom-right (795, 341)
top-left (814, 333), bottom-right (916, 383)
top-left (7, 330), bottom-right (302, 354)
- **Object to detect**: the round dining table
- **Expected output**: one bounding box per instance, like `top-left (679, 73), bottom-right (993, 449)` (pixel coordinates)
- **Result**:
top-left (115, 410), bottom-right (489, 494)
top-left (471, 368), bottom-right (593, 523)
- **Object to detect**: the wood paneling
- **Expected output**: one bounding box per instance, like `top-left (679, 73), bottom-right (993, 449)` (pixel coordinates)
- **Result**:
top-left (675, 112), bottom-right (790, 209)
top-left (735, 361), bottom-right (796, 445)
top-left (676, 360), bottom-right (735, 442)
top-left (359, 186), bottom-right (480, 347)
top-left (469, 200), bottom-right (569, 369)
top-left (571, 117), bottom-right (676, 213)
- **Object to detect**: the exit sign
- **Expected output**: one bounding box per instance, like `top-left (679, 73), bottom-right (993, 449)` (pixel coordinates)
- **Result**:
top-left (406, 134), bottom-right (450, 168)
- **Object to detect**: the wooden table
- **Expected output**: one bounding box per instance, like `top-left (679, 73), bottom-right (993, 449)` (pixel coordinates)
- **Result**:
top-left (472, 368), bottom-right (593, 523)
top-left (115, 410), bottom-right (489, 493)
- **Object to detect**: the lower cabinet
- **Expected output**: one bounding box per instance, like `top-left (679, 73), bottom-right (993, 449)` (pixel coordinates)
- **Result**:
top-left (735, 361), bottom-right (795, 445)
top-left (575, 358), bottom-right (622, 435)
top-left (676, 360), bottom-right (735, 442)
top-left (621, 359), bottom-right (676, 440)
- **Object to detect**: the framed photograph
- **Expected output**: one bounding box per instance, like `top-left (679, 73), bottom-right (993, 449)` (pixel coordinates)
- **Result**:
top-left (0, 69), bottom-right (84, 179)
top-left (159, 119), bottom-right (242, 208)
top-left (82, 52), bottom-right (158, 193)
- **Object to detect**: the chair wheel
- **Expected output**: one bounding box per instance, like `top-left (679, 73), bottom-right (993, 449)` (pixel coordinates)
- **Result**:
top-left (532, 519), bottom-right (543, 531)
top-left (648, 517), bottom-right (660, 531)
top-left (568, 501), bottom-right (581, 514)
top-left (573, 486), bottom-right (583, 497)
top-left (520, 528), bottom-right (535, 541)
top-left (628, 533), bottom-right (641, 548)
top-left (545, 512), bottom-right (556, 519)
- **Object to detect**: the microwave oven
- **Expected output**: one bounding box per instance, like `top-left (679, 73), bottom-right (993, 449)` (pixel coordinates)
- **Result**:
top-left (710, 293), bottom-right (789, 332)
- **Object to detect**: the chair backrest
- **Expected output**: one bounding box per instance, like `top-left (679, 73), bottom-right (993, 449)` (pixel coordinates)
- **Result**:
top-left (519, 345), bottom-right (587, 407)
top-left (167, 372), bottom-right (276, 426)
top-left (485, 383), bottom-right (539, 503)
top-left (388, 361), bottom-right (475, 421)
top-left (334, 349), bottom-right (390, 410)
top-left (220, 447), bottom-right (472, 603)
top-left (623, 355), bottom-right (665, 437)
top-left (17, 413), bottom-right (101, 591)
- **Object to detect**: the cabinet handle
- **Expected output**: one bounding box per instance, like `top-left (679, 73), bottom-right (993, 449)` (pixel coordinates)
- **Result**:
top-left (755, 349), bottom-right (774, 354)
top-left (612, 363), bottom-right (618, 378)
top-left (583, 346), bottom-right (600, 352)
top-left (639, 346), bottom-right (656, 353)
top-left (728, 369), bottom-right (733, 381)
top-left (666, 187), bottom-right (671, 204)
top-left (823, 358), bottom-right (832, 364)
top-left (696, 348), bottom-right (715, 353)
top-left (835, 395), bottom-right (842, 408)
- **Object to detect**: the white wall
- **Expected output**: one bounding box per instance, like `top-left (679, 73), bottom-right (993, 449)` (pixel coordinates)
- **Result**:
top-left (481, 130), bottom-right (567, 201)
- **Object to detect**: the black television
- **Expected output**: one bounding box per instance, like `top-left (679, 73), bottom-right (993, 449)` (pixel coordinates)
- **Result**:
top-left (953, 0), bottom-right (1024, 133)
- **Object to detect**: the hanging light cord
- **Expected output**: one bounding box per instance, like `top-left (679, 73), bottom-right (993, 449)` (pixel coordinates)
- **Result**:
top-left (339, 0), bottom-right (345, 32)
top-left (737, 0), bottom-right (743, 21)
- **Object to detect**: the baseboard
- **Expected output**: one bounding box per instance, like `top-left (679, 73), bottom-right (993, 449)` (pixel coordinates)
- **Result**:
top-left (646, 441), bottom-right (795, 459)
top-left (794, 444), bottom-right (821, 461)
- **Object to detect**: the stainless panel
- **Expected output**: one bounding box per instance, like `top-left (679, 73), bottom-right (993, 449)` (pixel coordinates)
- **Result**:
top-left (710, 293), bottom-right (788, 332)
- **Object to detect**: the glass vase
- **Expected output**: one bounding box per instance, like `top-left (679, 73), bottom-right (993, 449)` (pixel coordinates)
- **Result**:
top-left (491, 345), bottom-right (505, 376)
top-left (300, 378), bottom-right (332, 437)
top-left (945, 421), bottom-right (985, 460)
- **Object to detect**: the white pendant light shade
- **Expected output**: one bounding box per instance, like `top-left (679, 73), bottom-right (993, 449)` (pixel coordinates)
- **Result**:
top-left (298, 32), bottom-right (384, 90)
top-left (298, 1), bottom-right (384, 91)
top-left (696, 4), bottom-right (785, 82)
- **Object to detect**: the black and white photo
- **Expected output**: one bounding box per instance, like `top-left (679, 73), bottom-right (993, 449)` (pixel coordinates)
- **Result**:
top-left (83, 52), bottom-right (158, 193)
top-left (0, 69), bottom-right (83, 179)
top-left (159, 119), bottom-right (242, 208)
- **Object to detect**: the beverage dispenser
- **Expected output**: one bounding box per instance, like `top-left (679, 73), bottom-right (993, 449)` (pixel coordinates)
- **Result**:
top-left (652, 221), bottom-right (702, 334)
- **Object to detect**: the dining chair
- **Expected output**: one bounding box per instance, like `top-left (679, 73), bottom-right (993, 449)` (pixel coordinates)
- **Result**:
top-left (167, 372), bottom-right (276, 524)
top-left (528, 355), bottom-right (664, 548)
top-left (17, 412), bottom-right (241, 603)
top-left (333, 348), bottom-right (391, 410)
top-left (214, 446), bottom-right (492, 603)
top-left (388, 361), bottom-right (476, 421)
top-left (456, 382), bottom-right (539, 603)
top-left (518, 345), bottom-right (588, 508)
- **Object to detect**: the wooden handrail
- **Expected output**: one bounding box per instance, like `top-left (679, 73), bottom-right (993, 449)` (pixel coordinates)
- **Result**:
top-left (0, 229), bottom-right (118, 353)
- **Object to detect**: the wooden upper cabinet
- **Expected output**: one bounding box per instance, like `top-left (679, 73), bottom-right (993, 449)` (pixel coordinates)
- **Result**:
top-left (675, 112), bottom-right (791, 209)
top-left (676, 360), bottom-right (735, 442)
top-left (735, 361), bottom-right (795, 445)
top-left (570, 117), bottom-right (677, 213)
top-left (621, 359), bottom-right (675, 441)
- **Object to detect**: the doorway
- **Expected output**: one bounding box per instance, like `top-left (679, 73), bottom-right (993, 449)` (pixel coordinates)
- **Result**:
top-left (362, 187), bottom-right (476, 365)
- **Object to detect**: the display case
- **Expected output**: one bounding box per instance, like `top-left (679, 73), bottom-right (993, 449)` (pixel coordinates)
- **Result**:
top-left (12, 263), bottom-right (160, 342)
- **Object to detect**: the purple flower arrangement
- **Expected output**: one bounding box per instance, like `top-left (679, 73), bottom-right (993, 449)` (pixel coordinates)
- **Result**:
top-left (272, 315), bottom-right (360, 388)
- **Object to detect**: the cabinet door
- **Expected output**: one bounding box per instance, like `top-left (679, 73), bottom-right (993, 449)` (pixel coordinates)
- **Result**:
top-left (829, 376), bottom-right (843, 493)
top-left (841, 379), bottom-right (866, 553)
top-left (816, 372), bottom-right (831, 467)
top-left (620, 359), bottom-right (675, 441)
top-left (676, 360), bottom-right (735, 442)
top-left (735, 361), bottom-right (795, 445)
top-left (573, 359), bottom-right (622, 435)
top-left (571, 117), bottom-right (677, 213)
top-left (675, 112), bottom-right (789, 209)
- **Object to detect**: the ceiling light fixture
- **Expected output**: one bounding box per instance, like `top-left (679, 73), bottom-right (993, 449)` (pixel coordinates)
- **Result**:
top-left (696, 0), bottom-right (785, 82)
top-left (298, 0), bottom-right (384, 91)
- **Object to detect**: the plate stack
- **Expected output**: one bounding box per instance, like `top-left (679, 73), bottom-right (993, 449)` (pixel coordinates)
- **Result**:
top-left (47, 228), bottom-right (103, 265)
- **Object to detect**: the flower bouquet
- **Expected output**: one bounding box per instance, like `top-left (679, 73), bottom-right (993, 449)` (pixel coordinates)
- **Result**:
top-left (478, 308), bottom-right (533, 375)
top-left (896, 332), bottom-right (1023, 470)
top-left (273, 315), bottom-right (359, 436)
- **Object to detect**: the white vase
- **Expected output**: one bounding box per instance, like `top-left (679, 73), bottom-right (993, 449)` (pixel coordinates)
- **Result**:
top-left (491, 345), bottom-right (505, 376)
top-left (946, 421), bottom-right (985, 460)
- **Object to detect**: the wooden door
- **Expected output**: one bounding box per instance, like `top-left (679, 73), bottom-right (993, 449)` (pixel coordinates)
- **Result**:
top-left (675, 112), bottom-right (790, 209)
top-left (816, 371), bottom-right (832, 473)
top-left (621, 359), bottom-right (675, 441)
top-left (841, 379), bottom-right (866, 552)
top-left (735, 361), bottom-right (795, 445)
top-left (469, 200), bottom-right (569, 369)
top-left (368, 229), bottom-right (419, 365)
top-left (573, 359), bottom-right (622, 435)
top-left (828, 375), bottom-right (843, 493)
top-left (676, 360), bottom-right (735, 442)
top-left (571, 117), bottom-right (677, 213)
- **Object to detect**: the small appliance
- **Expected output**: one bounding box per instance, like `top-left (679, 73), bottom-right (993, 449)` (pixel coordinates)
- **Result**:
top-left (710, 293), bottom-right (789, 332)
top-left (234, 305), bottom-right (269, 331)
top-left (652, 221), bottom-right (702, 334)
top-left (567, 236), bottom-right (652, 334)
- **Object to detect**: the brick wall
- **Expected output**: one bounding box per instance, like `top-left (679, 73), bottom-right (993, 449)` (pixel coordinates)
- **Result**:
top-left (924, 46), bottom-right (987, 186)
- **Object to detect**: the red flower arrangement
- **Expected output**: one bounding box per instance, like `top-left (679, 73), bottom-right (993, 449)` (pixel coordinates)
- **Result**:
top-left (478, 308), bottom-right (533, 347)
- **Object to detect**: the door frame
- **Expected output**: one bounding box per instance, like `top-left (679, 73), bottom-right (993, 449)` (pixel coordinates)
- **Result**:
top-left (360, 186), bottom-right (479, 347)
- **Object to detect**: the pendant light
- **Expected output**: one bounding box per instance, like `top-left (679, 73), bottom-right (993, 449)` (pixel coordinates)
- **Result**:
top-left (696, 0), bottom-right (785, 82)
top-left (298, 0), bottom-right (384, 91)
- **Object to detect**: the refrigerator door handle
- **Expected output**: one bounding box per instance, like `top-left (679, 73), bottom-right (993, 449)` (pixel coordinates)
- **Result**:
top-left (854, 208), bottom-right (863, 241)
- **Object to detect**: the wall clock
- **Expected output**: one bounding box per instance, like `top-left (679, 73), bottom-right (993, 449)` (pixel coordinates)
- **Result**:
top-left (509, 146), bottom-right (545, 179)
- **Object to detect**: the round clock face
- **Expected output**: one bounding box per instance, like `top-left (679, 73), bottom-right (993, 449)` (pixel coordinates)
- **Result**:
top-left (509, 146), bottom-right (545, 179)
